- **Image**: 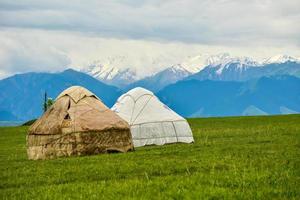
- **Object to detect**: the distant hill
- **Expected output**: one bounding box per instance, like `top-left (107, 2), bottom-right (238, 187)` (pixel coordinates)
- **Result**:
top-left (0, 69), bottom-right (121, 121)
top-left (157, 75), bottom-right (300, 117)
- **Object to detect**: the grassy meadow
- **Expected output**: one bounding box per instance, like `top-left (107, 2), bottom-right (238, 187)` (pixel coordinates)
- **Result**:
top-left (0, 115), bottom-right (299, 199)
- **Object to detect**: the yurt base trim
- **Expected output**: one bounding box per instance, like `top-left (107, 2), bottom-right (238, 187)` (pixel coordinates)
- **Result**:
top-left (129, 119), bottom-right (189, 126)
top-left (27, 130), bottom-right (133, 160)
top-left (133, 136), bottom-right (194, 148)
top-left (133, 135), bottom-right (194, 140)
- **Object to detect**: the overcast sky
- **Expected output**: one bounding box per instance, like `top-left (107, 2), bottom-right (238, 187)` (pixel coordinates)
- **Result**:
top-left (0, 0), bottom-right (300, 78)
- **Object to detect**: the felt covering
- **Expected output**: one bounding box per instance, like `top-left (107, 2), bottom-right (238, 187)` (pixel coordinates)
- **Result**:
top-left (27, 86), bottom-right (133, 160)
top-left (112, 87), bottom-right (194, 147)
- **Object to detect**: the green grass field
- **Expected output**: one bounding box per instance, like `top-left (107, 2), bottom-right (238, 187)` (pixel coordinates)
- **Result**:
top-left (1, 115), bottom-right (299, 199)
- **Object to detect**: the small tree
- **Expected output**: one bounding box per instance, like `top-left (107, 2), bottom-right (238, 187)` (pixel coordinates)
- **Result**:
top-left (46, 98), bottom-right (54, 109)
top-left (43, 92), bottom-right (55, 113)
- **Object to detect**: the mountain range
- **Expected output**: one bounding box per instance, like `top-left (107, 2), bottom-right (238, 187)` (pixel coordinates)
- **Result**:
top-left (81, 54), bottom-right (209, 89)
top-left (0, 54), bottom-right (299, 121)
top-left (82, 54), bottom-right (300, 92)
top-left (186, 56), bottom-right (300, 82)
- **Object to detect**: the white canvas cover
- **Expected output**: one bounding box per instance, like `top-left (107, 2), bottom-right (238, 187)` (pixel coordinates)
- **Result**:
top-left (111, 87), bottom-right (194, 147)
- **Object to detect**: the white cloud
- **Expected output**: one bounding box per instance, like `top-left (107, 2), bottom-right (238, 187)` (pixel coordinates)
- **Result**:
top-left (0, 30), bottom-right (71, 76)
top-left (1, 0), bottom-right (299, 45)
top-left (0, 28), bottom-right (299, 79)
top-left (0, 0), bottom-right (299, 78)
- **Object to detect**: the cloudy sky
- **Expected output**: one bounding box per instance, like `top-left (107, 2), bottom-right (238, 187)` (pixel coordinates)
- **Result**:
top-left (0, 0), bottom-right (300, 78)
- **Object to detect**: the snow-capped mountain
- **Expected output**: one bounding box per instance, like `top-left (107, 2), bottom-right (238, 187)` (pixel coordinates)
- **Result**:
top-left (263, 54), bottom-right (300, 64)
top-left (82, 53), bottom-right (260, 88)
top-left (202, 54), bottom-right (261, 75)
top-left (126, 64), bottom-right (191, 92)
top-left (180, 53), bottom-right (238, 73)
top-left (181, 53), bottom-right (261, 75)
top-left (180, 54), bottom-right (212, 73)
top-left (166, 64), bottom-right (192, 77)
top-left (205, 53), bottom-right (232, 66)
top-left (82, 54), bottom-right (209, 88)
top-left (82, 60), bottom-right (137, 87)
top-left (81, 53), bottom-right (300, 89)
top-left (125, 54), bottom-right (235, 91)
top-left (186, 54), bottom-right (300, 81)
top-left (84, 62), bottom-right (119, 80)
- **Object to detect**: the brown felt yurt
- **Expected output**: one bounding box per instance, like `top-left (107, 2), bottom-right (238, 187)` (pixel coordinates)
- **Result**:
top-left (27, 86), bottom-right (133, 160)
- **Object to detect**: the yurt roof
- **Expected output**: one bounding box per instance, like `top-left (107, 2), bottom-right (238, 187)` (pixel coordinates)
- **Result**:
top-left (112, 87), bottom-right (184, 125)
top-left (29, 86), bottom-right (129, 135)
top-left (119, 87), bottom-right (154, 102)
top-left (56, 86), bottom-right (100, 103)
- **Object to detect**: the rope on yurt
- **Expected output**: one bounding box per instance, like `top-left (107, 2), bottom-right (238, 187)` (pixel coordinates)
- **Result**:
top-left (131, 95), bottom-right (153, 125)
top-left (127, 93), bottom-right (153, 124)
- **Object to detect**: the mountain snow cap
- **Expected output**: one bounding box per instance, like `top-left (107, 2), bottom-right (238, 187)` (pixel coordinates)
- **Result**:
top-left (263, 54), bottom-right (300, 64)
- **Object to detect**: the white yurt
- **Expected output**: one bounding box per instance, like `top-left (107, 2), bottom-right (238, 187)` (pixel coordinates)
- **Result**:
top-left (111, 87), bottom-right (194, 147)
